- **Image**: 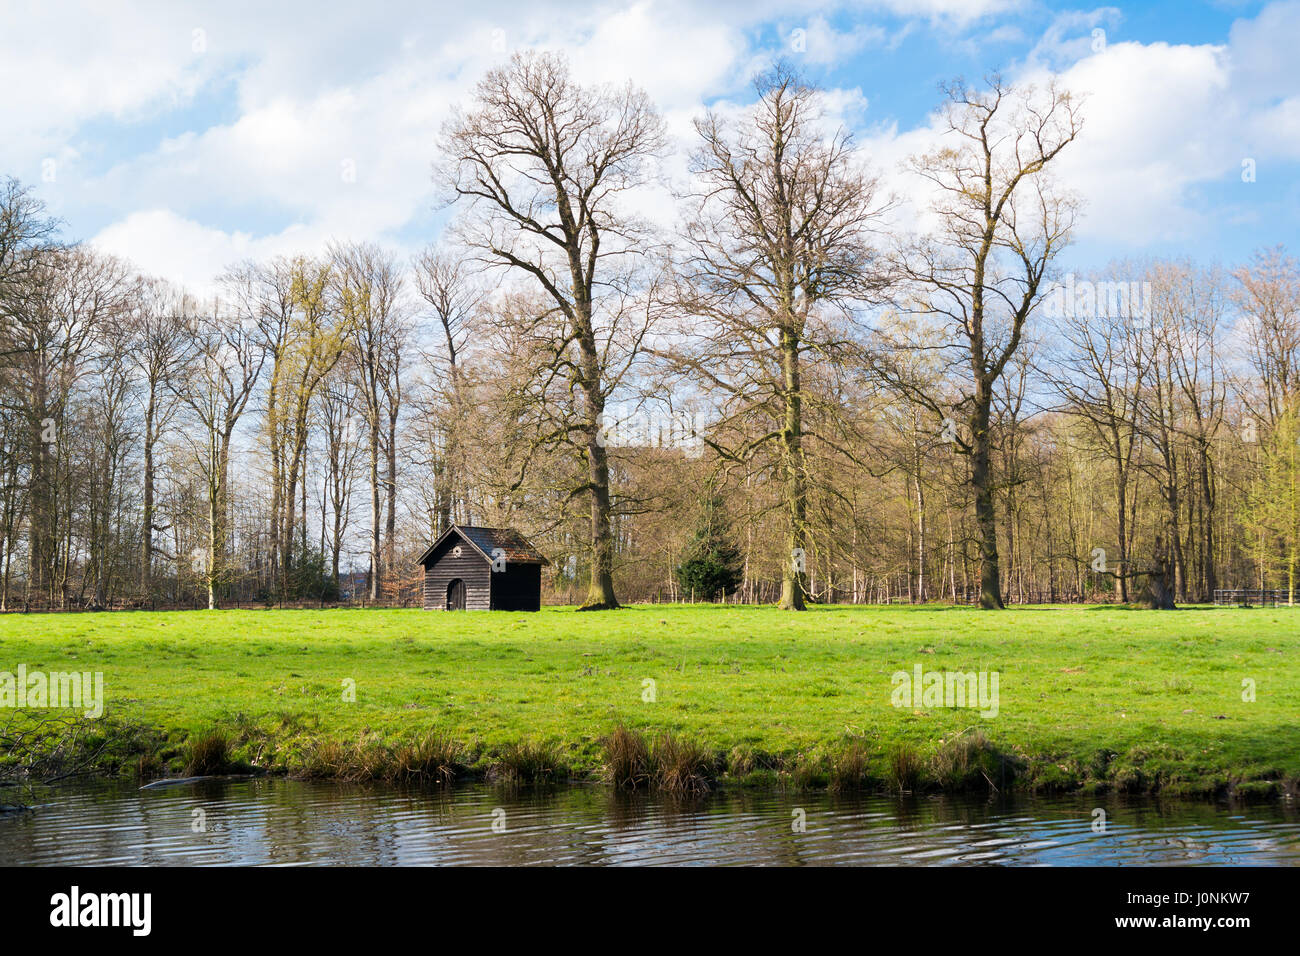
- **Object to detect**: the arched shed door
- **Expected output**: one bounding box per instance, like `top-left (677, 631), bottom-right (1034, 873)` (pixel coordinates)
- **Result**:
top-left (446, 578), bottom-right (467, 611)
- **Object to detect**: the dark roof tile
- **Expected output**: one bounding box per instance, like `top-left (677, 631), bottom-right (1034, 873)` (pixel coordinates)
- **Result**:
top-left (417, 525), bottom-right (549, 567)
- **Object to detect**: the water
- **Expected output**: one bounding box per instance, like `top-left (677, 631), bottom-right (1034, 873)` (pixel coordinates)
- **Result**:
top-left (2, 778), bottom-right (1298, 866)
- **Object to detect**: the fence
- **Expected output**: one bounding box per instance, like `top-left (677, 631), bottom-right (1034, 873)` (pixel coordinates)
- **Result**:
top-left (1213, 588), bottom-right (1294, 607)
top-left (0, 593), bottom-right (423, 614)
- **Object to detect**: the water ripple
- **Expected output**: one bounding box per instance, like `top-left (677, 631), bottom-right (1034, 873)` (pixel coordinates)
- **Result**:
top-left (1, 780), bottom-right (1298, 866)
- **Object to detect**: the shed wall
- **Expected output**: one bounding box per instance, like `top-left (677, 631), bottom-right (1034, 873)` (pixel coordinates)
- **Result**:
top-left (490, 563), bottom-right (543, 612)
top-left (422, 539), bottom-right (492, 610)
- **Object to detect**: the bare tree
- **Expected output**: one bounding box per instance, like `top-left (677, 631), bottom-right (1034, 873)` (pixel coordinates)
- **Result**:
top-left (172, 306), bottom-right (266, 609)
top-left (330, 242), bottom-right (405, 601)
top-left (0, 178), bottom-right (58, 356)
top-left (3, 246), bottom-right (132, 603)
top-left (439, 50), bottom-right (665, 610)
top-left (664, 63), bottom-right (890, 609)
top-left (316, 371), bottom-right (363, 587)
top-left (1234, 246), bottom-right (1300, 430)
top-left (222, 257), bottom-right (296, 593)
top-left (412, 245), bottom-right (476, 533)
top-left (126, 278), bottom-right (189, 599)
top-left (1045, 267), bottom-right (1149, 601)
top-left (874, 75), bottom-right (1082, 609)
top-left (1141, 260), bottom-right (1227, 602)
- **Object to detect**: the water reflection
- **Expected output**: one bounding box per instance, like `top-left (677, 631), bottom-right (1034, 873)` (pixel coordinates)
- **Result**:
top-left (1, 779), bottom-right (1297, 866)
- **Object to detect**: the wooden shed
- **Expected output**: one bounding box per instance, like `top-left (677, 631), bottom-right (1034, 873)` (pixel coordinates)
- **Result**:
top-left (416, 525), bottom-right (549, 611)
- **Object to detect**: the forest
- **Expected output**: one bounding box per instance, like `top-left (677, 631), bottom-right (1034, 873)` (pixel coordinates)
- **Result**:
top-left (1, 53), bottom-right (1297, 613)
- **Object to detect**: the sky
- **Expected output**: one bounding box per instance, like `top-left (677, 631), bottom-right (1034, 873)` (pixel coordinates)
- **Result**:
top-left (2, 0), bottom-right (1298, 295)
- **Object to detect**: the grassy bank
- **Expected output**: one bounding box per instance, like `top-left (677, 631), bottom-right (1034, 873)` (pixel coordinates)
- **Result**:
top-left (1, 604), bottom-right (1297, 797)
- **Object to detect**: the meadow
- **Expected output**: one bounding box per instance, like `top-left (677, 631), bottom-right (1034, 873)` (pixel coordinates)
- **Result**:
top-left (2, 603), bottom-right (1297, 796)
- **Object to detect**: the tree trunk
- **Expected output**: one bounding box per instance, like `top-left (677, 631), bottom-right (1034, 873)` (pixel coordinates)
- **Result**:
top-left (778, 329), bottom-right (807, 610)
top-left (385, 407), bottom-right (398, 574)
top-left (1199, 446), bottom-right (1216, 600)
top-left (141, 390), bottom-right (156, 599)
top-left (914, 429), bottom-right (927, 602)
top-left (268, 384), bottom-right (281, 596)
top-left (368, 418), bottom-right (381, 602)
top-left (1114, 450), bottom-right (1129, 602)
top-left (1139, 535), bottom-right (1177, 610)
top-left (578, 324), bottom-right (618, 610)
top-left (970, 383), bottom-right (1003, 609)
top-left (206, 431), bottom-right (219, 611)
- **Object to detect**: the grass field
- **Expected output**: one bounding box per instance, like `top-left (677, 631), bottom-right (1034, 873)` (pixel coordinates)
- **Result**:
top-left (2, 603), bottom-right (1298, 796)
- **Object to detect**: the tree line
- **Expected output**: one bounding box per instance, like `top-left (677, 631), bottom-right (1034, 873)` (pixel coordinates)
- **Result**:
top-left (1, 53), bottom-right (1296, 612)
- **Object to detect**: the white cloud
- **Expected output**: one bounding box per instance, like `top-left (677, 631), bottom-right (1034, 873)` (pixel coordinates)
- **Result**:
top-left (0, 7), bottom-right (221, 184)
top-left (875, 0), bottom-right (1026, 26)
top-left (791, 16), bottom-right (888, 66)
top-left (72, 0), bottom-right (760, 287)
top-left (1040, 1), bottom-right (1299, 246)
top-left (3, 0), bottom-right (1294, 291)
top-left (563, 2), bottom-right (748, 108)
top-left (860, 2), bottom-right (1300, 250)
top-left (92, 209), bottom-right (265, 296)
top-left (1046, 40), bottom-right (1235, 243)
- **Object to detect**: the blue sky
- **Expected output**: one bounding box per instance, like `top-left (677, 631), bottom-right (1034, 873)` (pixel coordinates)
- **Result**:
top-left (2, 0), bottom-right (1296, 292)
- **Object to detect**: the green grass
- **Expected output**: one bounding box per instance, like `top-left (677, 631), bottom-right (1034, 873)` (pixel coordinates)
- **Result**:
top-left (2, 603), bottom-right (1297, 796)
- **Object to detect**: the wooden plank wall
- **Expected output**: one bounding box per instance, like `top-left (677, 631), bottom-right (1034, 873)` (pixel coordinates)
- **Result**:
top-left (422, 542), bottom-right (492, 610)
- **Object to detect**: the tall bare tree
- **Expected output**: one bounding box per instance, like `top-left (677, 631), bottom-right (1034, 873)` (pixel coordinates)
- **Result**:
top-left (330, 242), bottom-right (405, 601)
top-left (1046, 266), bottom-right (1149, 601)
top-left (126, 278), bottom-right (189, 599)
top-left (666, 63), bottom-right (890, 609)
top-left (4, 247), bottom-right (132, 603)
top-left (439, 50), bottom-right (665, 610)
top-left (223, 257), bottom-right (295, 591)
top-left (1234, 246), bottom-right (1300, 430)
top-left (412, 245), bottom-right (476, 533)
top-left (173, 306), bottom-right (266, 609)
top-left (875, 75), bottom-right (1082, 609)
top-left (0, 178), bottom-right (58, 352)
top-left (316, 371), bottom-right (363, 587)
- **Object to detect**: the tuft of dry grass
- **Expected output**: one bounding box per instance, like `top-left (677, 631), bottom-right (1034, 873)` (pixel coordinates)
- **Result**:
top-left (602, 724), bottom-right (715, 793)
top-left (490, 740), bottom-right (565, 786)
top-left (183, 729), bottom-right (231, 776)
top-left (652, 731), bottom-right (713, 795)
top-left (295, 739), bottom-right (351, 779)
top-left (295, 731), bottom-right (465, 784)
top-left (930, 729), bottom-right (1011, 791)
top-left (781, 751), bottom-right (828, 790)
top-left (603, 724), bottom-right (653, 789)
top-left (829, 740), bottom-right (873, 791)
top-left (393, 731), bottom-right (464, 784)
top-left (887, 741), bottom-right (922, 792)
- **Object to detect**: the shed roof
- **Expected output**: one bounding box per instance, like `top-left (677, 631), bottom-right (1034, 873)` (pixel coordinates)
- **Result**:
top-left (416, 525), bottom-right (550, 568)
